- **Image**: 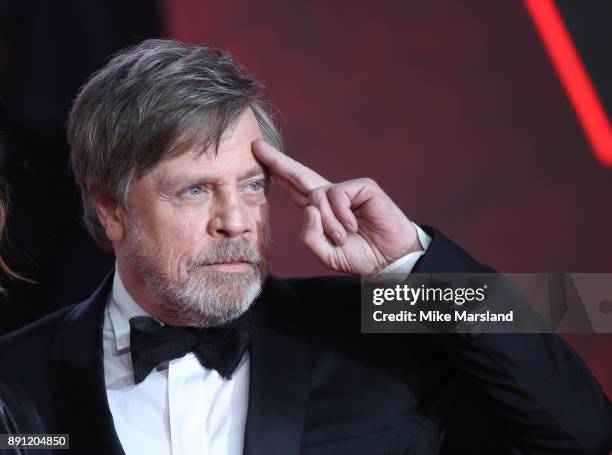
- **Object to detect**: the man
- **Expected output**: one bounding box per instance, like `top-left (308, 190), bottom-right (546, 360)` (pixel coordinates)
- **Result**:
top-left (0, 39), bottom-right (610, 455)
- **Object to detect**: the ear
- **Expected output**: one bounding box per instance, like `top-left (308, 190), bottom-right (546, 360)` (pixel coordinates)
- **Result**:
top-left (92, 192), bottom-right (126, 243)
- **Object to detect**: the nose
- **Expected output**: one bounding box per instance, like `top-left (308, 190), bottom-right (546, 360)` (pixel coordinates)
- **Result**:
top-left (208, 190), bottom-right (253, 239)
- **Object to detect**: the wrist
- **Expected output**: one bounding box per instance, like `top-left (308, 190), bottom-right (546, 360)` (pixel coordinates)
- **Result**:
top-left (390, 222), bottom-right (424, 260)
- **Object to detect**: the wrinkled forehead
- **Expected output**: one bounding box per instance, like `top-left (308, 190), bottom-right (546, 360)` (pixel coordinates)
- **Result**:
top-left (144, 108), bottom-right (266, 185)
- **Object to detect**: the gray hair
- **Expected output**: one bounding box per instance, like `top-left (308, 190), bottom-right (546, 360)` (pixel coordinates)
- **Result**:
top-left (68, 39), bottom-right (283, 251)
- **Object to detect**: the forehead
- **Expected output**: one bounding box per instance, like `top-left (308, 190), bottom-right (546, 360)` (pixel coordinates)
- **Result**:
top-left (148, 108), bottom-right (265, 182)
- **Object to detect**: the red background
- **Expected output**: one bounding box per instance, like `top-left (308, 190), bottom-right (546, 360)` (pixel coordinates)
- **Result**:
top-left (161, 0), bottom-right (612, 395)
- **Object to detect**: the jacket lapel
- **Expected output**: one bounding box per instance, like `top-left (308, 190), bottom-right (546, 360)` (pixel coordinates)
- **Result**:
top-left (243, 276), bottom-right (312, 455)
top-left (51, 271), bottom-right (125, 454)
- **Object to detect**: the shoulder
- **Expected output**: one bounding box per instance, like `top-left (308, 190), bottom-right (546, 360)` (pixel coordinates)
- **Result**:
top-left (0, 305), bottom-right (76, 360)
top-left (0, 270), bottom-right (113, 362)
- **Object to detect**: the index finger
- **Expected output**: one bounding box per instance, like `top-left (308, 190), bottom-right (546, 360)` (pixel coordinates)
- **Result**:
top-left (252, 139), bottom-right (330, 194)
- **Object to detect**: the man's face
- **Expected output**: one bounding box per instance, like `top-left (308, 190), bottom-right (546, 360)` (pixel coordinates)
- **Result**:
top-left (117, 108), bottom-right (271, 327)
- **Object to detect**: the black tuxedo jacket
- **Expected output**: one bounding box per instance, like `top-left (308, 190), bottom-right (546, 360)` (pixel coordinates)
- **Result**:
top-left (0, 227), bottom-right (610, 454)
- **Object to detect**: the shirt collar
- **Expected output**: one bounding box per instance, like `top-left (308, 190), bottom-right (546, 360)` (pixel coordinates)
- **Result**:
top-left (108, 266), bottom-right (154, 352)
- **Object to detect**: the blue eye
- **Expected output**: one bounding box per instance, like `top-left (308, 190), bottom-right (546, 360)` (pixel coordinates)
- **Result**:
top-left (247, 180), bottom-right (264, 192)
top-left (186, 186), bottom-right (203, 196)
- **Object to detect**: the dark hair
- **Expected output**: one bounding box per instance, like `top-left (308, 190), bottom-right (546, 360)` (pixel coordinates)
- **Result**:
top-left (0, 181), bottom-right (26, 293)
top-left (68, 39), bottom-right (283, 251)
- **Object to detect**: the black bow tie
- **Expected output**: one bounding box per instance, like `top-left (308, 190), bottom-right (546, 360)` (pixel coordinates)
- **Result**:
top-left (128, 311), bottom-right (253, 384)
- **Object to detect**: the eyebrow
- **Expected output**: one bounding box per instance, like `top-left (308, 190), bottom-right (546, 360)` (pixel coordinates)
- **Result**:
top-left (238, 165), bottom-right (269, 181)
top-left (158, 165), bottom-right (269, 192)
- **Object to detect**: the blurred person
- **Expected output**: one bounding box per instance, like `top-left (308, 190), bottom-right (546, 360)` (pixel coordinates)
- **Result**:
top-left (0, 39), bottom-right (610, 455)
top-left (0, 0), bottom-right (160, 332)
top-left (0, 181), bottom-right (19, 287)
top-left (0, 182), bottom-right (48, 453)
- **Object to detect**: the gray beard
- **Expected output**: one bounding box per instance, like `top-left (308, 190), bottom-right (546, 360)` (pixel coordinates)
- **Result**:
top-left (123, 220), bottom-right (269, 327)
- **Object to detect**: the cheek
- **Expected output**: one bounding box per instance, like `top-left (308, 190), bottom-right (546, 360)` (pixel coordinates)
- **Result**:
top-left (247, 191), bottom-right (268, 206)
top-left (154, 217), bottom-right (207, 270)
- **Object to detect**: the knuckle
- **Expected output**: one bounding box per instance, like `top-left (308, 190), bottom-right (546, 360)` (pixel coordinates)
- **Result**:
top-left (327, 185), bottom-right (342, 200)
top-left (324, 219), bottom-right (341, 233)
top-left (360, 177), bottom-right (378, 188)
top-left (308, 187), bottom-right (326, 205)
top-left (307, 191), bottom-right (317, 206)
top-left (286, 168), bottom-right (300, 181)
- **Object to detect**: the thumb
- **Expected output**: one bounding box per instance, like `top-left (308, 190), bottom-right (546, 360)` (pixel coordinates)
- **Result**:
top-left (300, 205), bottom-right (331, 265)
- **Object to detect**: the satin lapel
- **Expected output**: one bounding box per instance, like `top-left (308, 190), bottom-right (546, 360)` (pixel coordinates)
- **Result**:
top-left (51, 270), bottom-right (125, 455)
top-left (243, 276), bottom-right (312, 455)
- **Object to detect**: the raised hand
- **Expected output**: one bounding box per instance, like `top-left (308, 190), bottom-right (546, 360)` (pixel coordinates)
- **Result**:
top-left (252, 140), bottom-right (423, 276)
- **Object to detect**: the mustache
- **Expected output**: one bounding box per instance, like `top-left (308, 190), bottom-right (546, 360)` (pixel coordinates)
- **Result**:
top-left (187, 238), bottom-right (263, 271)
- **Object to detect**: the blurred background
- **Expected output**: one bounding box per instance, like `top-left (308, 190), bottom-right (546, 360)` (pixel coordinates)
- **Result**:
top-left (0, 0), bottom-right (610, 395)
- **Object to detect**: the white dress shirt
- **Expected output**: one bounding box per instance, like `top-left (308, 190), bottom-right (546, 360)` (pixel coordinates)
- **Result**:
top-left (103, 270), bottom-right (250, 455)
top-left (103, 224), bottom-right (431, 454)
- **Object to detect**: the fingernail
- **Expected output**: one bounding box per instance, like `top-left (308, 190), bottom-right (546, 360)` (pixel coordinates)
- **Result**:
top-left (333, 231), bottom-right (344, 243)
top-left (306, 208), bottom-right (315, 224)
